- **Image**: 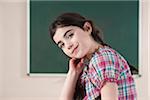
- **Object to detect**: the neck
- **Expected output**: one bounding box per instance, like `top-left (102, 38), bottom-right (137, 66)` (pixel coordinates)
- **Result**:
top-left (85, 41), bottom-right (103, 60)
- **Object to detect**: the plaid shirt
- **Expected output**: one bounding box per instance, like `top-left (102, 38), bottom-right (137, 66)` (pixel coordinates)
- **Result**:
top-left (80, 46), bottom-right (137, 100)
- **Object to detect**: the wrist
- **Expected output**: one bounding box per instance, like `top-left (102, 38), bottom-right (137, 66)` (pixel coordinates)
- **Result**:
top-left (68, 70), bottom-right (79, 80)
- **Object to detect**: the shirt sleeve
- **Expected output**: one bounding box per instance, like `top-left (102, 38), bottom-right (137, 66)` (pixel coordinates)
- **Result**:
top-left (89, 50), bottom-right (121, 90)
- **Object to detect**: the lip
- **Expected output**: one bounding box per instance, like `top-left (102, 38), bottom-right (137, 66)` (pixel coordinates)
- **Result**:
top-left (72, 44), bottom-right (79, 55)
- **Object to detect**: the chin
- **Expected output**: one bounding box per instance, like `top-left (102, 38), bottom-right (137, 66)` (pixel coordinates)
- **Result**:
top-left (69, 50), bottom-right (86, 58)
top-left (70, 55), bottom-right (83, 59)
top-left (75, 53), bottom-right (86, 59)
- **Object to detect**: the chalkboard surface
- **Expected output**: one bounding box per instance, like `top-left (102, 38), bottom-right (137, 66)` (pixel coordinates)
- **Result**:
top-left (29, 0), bottom-right (139, 74)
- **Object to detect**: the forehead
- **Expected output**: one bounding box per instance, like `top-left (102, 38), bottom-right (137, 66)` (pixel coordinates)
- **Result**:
top-left (53, 26), bottom-right (78, 43)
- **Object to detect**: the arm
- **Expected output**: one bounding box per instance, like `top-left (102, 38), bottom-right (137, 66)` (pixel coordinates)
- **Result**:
top-left (59, 70), bottom-right (79, 100)
top-left (90, 48), bottom-right (120, 100)
top-left (101, 82), bottom-right (118, 100)
top-left (59, 58), bottom-right (84, 100)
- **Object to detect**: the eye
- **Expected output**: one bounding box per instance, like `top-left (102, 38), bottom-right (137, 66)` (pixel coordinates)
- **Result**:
top-left (58, 43), bottom-right (64, 49)
top-left (66, 33), bottom-right (74, 39)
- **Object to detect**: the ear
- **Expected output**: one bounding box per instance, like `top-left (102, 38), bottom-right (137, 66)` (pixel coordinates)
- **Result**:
top-left (83, 22), bottom-right (92, 34)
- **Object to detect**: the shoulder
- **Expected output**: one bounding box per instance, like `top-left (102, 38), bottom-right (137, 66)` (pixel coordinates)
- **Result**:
top-left (88, 46), bottom-right (122, 81)
top-left (90, 46), bottom-right (119, 67)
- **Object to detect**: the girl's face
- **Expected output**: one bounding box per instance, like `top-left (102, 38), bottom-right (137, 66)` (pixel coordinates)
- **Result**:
top-left (53, 22), bottom-right (93, 58)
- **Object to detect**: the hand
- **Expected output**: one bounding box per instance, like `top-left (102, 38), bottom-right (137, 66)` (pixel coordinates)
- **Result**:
top-left (68, 58), bottom-right (84, 76)
top-left (59, 58), bottom-right (84, 100)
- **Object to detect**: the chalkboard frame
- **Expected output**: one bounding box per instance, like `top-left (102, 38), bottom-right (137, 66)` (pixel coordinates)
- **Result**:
top-left (27, 0), bottom-right (141, 77)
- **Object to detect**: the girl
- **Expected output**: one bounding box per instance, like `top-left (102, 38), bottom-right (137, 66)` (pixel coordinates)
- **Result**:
top-left (49, 12), bottom-right (137, 100)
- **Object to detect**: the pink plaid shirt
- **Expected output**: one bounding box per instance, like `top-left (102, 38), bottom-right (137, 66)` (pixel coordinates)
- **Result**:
top-left (80, 46), bottom-right (137, 100)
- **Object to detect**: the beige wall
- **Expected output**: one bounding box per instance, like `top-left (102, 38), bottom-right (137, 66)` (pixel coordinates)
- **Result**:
top-left (0, 0), bottom-right (149, 100)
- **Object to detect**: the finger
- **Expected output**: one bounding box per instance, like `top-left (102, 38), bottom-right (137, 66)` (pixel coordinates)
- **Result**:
top-left (74, 59), bottom-right (81, 65)
top-left (81, 58), bottom-right (84, 63)
top-left (77, 60), bottom-right (84, 68)
top-left (69, 58), bottom-right (76, 68)
top-left (69, 58), bottom-right (75, 63)
top-left (78, 58), bottom-right (84, 66)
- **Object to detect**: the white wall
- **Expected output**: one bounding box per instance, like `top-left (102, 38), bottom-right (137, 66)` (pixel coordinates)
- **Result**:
top-left (0, 1), bottom-right (64, 100)
top-left (0, 1), bottom-right (3, 98)
top-left (0, 0), bottom-right (149, 100)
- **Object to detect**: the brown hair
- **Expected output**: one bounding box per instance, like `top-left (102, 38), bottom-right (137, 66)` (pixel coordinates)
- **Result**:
top-left (49, 12), bottom-right (107, 46)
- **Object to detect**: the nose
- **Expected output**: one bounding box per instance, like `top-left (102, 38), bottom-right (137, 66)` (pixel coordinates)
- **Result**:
top-left (67, 43), bottom-right (73, 50)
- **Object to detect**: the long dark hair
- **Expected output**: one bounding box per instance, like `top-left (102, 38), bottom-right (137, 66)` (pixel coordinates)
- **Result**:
top-left (49, 12), bottom-right (107, 46)
top-left (49, 12), bottom-right (137, 99)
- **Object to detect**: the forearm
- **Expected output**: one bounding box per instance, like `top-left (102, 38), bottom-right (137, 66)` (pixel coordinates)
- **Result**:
top-left (59, 70), bottom-right (79, 100)
top-left (101, 82), bottom-right (118, 100)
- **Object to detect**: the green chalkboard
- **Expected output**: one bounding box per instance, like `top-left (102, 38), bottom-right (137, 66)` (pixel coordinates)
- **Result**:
top-left (29, 0), bottom-right (139, 74)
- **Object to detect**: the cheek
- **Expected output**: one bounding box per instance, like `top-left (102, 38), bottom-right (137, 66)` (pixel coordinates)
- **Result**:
top-left (80, 42), bottom-right (90, 53)
top-left (63, 49), bottom-right (72, 57)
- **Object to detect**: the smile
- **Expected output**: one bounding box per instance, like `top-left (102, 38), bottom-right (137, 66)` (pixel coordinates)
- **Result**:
top-left (72, 44), bottom-right (79, 55)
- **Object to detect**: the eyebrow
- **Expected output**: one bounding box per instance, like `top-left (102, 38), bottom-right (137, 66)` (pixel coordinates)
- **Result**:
top-left (57, 29), bottom-right (72, 45)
